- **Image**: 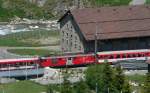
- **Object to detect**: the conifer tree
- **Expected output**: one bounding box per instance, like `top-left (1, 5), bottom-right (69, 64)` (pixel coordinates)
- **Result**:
top-left (142, 72), bottom-right (150, 93)
top-left (74, 80), bottom-right (90, 93)
top-left (102, 63), bottom-right (116, 93)
top-left (114, 65), bottom-right (131, 93)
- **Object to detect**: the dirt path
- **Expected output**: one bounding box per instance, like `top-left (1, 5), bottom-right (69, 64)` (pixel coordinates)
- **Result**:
top-left (0, 45), bottom-right (60, 59)
top-left (2, 46), bottom-right (60, 51)
top-left (0, 48), bottom-right (31, 59)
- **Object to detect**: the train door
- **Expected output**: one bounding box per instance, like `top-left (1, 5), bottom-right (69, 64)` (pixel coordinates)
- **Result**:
top-left (66, 57), bottom-right (73, 66)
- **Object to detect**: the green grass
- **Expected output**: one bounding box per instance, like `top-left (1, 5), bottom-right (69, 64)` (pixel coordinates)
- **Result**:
top-left (0, 0), bottom-right (55, 21)
top-left (0, 81), bottom-right (47, 93)
top-left (127, 74), bottom-right (146, 84)
top-left (7, 49), bottom-right (61, 56)
top-left (0, 30), bottom-right (60, 47)
top-left (146, 0), bottom-right (150, 4)
top-left (90, 0), bottom-right (131, 6)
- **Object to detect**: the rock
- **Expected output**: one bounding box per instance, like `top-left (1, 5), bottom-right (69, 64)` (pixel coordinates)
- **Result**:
top-left (0, 78), bottom-right (16, 84)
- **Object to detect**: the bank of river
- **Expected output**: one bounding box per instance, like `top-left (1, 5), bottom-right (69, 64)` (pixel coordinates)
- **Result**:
top-left (0, 19), bottom-right (59, 35)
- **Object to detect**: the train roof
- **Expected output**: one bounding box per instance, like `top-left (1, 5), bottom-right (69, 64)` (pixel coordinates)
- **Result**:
top-left (0, 57), bottom-right (38, 64)
top-left (97, 49), bottom-right (150, 55)
top-left (41, 53), bottom-right (94, 59)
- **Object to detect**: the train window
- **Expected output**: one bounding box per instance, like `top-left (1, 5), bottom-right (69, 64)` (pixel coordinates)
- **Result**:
top-left (140, 52), bottom-right (145, 57)
top-left (103, 55), bottom-right (107, 59)
top-left (109, 55), bottom-right (114, 59)
top-left (146, 52), bottom-right (150, 57)
top-left (122, 54), bottom-right (127, 58)
top-left (106, 55), bottom-right (112, 59)
top-left (119, 54), bottom-right (123, 58)
top-left (129, 54), bottom-right (133, 58)
top-left (134, 53), bottom-right (139, 57)
top-left (102, 55), bottom-right (106, 59)
top-left (133, 53), bottom-right (139, 57)
top-left (99, 55), bottom-right (104, 59)
top-left (51, 58), bottom-right (58, 64)
top-left (68, 57), bottom-right (72, 60)
top-left (116, 54), bottom-right (120, 58)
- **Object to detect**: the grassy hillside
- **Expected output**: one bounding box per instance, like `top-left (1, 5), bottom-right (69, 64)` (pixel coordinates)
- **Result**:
top-left (0, 30), bottom-right (60, 47)
top-left (7, 49), bottom-right (61, 56)
top-left (0, 0), bottom-right (57, 21)
top-left (0, 0), bottom-right (133, 21)
top-left (0, 81), bottom-right (46, 93)
top-left (89, 0), bottom-right (131, 6)
top-left (146, 0), bottom-right (150, 4)
top-left (127, 74), bottom-right (146, 84)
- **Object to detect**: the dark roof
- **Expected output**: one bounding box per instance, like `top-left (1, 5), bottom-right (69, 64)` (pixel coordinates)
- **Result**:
top-left (59, 5), bottom-right (150, 41)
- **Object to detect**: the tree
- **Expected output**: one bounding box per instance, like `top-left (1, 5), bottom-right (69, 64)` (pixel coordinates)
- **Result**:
top-left (85, 62), bottom-right (131, 93)
top-left (85, 63), bottom-right (117, 93)
top-left (122, 82), bottom-right (132, 93)
top-left (47, 84), bottom-right (54, 93)
top-left (60, 68), bottom-right (74, 93)
top-left (142, 72), bottom-right (150, 93)
top-left (85, 64), bottom-right (104, 90)
top-left (102, 63), bottom-right (117, 93)
top-left (114, 65), bottom-right (131, 93)
top-left (74, 80), bottom-right (91, 93)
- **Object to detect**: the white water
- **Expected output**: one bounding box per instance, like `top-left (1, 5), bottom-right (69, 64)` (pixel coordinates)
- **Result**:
top-left (0, 25), bottom-right (30, 35)
top-left (0, 20), bottom-right (59, 35)
top-left (130, 0), bottom-right (146, 5)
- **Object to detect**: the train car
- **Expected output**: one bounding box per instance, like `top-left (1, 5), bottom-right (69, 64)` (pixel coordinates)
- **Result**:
top-left (40, 54), bottom-right (95, 68)
top-left (0, 57), bottom-right (44, 78)
top-left (0, 49), bottom-right (149, 78)
top-left (97, 49), bottom-right (150, 63)
top-left (40, 49), bottom-right (150, 68)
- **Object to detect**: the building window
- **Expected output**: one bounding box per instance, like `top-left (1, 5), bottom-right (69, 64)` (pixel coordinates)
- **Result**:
top-left (75, 44), bottom-right (77, 49)
top-left (70, 42), bottom-right (72, 47)
top-left (75, 36), bottom-right (78, 40)
top-left (62, 39), bottom-right (64, 43)
top-left (79, 46), bottom-right (81, 50)
top-left (70, 25), bottom-right (73, 29)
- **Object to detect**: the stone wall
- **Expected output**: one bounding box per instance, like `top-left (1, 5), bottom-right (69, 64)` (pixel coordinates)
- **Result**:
top-left (60, 14), bottom-right (84, 53)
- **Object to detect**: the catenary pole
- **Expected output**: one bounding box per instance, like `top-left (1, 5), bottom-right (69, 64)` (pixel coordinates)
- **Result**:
top-left (95, 22), bottom-right (98, 93)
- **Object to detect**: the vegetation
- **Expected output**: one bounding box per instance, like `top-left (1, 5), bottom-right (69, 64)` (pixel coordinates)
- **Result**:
top-left (85, 64), bottom-right (131, 93)
top-left (7, 49), bottom-right (61, 56)
top-left (0, 81), bottom-right (46, 93)
top-left (127, 74), bottom-right (146, 84)
top-left (0, 30), bottom-right (60, 47)
top-left (0, 0), bottom-right (133, 21)
top-left (0, 0), bottom-right (57, 21)
top-left (146, 0), bottom-right (150, 4)
top-left (46, 64), bottom-right (132, 93)
top-left (0, 64), bottom-right (146, 93)
top-left (142, 72), bottom-right (150, 93)
top-left (88, 0), bottom-right (131, 7)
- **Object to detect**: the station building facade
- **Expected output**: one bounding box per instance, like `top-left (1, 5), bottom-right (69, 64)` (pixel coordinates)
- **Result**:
top-left (58, 5), bottom-right (150, 53)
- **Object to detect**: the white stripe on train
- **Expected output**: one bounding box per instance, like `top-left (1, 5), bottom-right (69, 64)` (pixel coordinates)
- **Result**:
top-left (98, 57), bottom-right (149, 63)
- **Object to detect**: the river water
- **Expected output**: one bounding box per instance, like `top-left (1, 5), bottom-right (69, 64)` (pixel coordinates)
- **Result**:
top-left (0, 20), bottom-right (59, 35)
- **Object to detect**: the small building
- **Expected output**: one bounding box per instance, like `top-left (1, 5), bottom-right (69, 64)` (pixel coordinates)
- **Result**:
top-left (58, 5), bottom-right (150, 53)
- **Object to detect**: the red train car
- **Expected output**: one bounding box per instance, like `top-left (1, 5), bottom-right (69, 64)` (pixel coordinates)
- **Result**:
top-left (40, 54), bottom-right (95, 68)
top-left (41, 49), bottom-right (150, 68)
top-left (0, 57), bottom-right (44, 78)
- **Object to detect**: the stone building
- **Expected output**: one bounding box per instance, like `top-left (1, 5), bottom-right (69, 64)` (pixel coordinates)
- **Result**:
top-left (58, 5), bottom-right (150, 53)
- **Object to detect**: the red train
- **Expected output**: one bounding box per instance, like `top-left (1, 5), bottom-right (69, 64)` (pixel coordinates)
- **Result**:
top-left (0, 58), bottom-right (44, 78)
top-left (40, 49), bottom-right (150, 68)
top-left (0, 49), bottom-right (150, 78)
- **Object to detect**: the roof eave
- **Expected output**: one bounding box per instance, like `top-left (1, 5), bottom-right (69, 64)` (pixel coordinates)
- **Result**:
top-left (57, 10), bottom-right (71, 23)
